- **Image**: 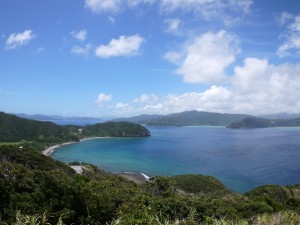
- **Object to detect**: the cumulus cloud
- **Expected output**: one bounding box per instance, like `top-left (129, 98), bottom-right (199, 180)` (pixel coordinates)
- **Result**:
top-left (164, 51), bottom-right (182, 64)
top-left (84, 0), bottom-right (252, 23)
top-left (231, 58), bottom-right (300, 113)
top-left (133, 94), bottom-right (159, 104)
top-left (115, 102), bottom-right (129, 109)
top-left (71, 29), bottom-right (87, 41)
top-left (110, 57), bottom-right (300, 116)
top-left (277, 14), bottom-right (300, 57)
top-left (96, 93), bottom-right (112, 106)
top-left (164, 18), bottom-right (183, 34)
top-left (85, 0), bottom-right (154, 13)
top-left (277, 12), bottom-right (294, 25)
top-left (159, 0), bottom-right (252, 21)
top-left (95, 34), bottom-right (145, 58)
top-left (71, 44), bottom-right (92, 58)
top-left (85, 0), bottom-right (121, 13)
top-left (170, 30), bottom-right (240, 84)
top-left (5, 30), bottom-right (35, 50)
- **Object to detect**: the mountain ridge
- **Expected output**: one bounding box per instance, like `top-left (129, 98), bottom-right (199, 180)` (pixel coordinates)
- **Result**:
top-left (114, 110), bottom-right (252, 126)
top-left (227, 116), bottom-right (300, 129)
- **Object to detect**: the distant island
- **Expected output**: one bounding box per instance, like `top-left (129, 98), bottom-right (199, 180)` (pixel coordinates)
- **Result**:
top-left (114, 110), bottom-right (300, 128)
top-left (227, 116), bottom-right (300, 129)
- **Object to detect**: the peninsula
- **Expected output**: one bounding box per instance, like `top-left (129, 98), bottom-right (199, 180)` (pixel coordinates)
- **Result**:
top-left (0, 112), bottom-right (150, 152)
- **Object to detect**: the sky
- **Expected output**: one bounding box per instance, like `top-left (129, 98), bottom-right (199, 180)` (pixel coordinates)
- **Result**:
top-left (1, 0), bottom-right (300, 118)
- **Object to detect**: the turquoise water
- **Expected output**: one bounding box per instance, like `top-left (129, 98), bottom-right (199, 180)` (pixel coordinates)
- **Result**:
top-left (51, 126), bottom-right (300, 193)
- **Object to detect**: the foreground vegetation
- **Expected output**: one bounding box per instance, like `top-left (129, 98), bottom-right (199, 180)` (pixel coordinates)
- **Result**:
top-left (1, 145), bottom-right (299, 225)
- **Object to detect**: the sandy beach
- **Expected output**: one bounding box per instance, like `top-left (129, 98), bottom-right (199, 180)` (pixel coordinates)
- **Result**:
top-left (42, 141), bottom-right (76, 156)
top-left (79, 136), bottom-right (112, 142)
top-left (42, 137), bottom-right (112, 156)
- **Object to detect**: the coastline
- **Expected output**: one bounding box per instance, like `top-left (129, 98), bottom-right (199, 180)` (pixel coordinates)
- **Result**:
top-left (42, 142), bottom-right (76, 156)
top-left (79, 136), bottom-right (112, 142)
top-left (42, 136), bottom-right (112, 156)
top-left (42, 137), bottom-right (152, 184)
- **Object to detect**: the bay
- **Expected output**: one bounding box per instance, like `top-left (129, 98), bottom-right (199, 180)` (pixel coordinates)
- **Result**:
top-left (51, 126), bottom-right (300, 193)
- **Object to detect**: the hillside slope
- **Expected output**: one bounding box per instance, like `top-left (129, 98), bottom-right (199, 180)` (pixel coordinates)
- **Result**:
top-left (227, 116), bottom-right (300, 129)
top-left (115, 110), bottom-right (251, 126)
top-left (0, 112), bottom-right (150, 145)
top-left (0, 145), bottom-right (299, 224)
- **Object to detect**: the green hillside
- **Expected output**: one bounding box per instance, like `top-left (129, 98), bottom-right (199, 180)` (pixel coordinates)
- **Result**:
top-left (0, 112), bottom-right (150, 148)
top-left (0, 112), bottom-right (80, 143)
top-left (0, 145), bottom-right (299, 224)
top-left (115, 110), bottom-right (251, 126)
top-left (82, 121), bottom-right (150, 137)
top-left (227, 116), bottom-right (300, 129)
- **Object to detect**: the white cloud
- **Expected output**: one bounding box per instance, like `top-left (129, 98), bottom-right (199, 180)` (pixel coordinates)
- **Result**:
top-left (71, 44), bottom-right (92, 58)
top-left (5, 30), bottom-right (35, 50)
top-left (71, 29), bottom-right (87, 41)
top-left (277, 14), bottom-right (300, 57)
top-left (172, 30), bottom-right (240, 84)
top-left (95, 34), bottom-right (145, 58)
top-left (84, 0), bottom-right (252, 24)
top-left (230, 58), bottom-right (300, 113)
top-left (110, 57), bottom-right (300, 116)
top-left (164, 51), bottom-right (182, 64)
top-left (133, 94), bottom-right (159, 104)
top-left (85, 0), bottom-right (121, 13)
top-left (115, 102), bottom-right (129, 109)
top-left (277, 12), bottom-right (294, 25)
top-left (96, 93), bottom-right (112, 106)
top-left (233, 58), bottom-right (270, 93)
top-left (85, 0), bottom-right (154, 13)
top-left (159, 0), bottom-right (253, 21)
top-left (127, 0), bottom-right (156, 8)
top-left (164, 18), bottom-right (183, 34)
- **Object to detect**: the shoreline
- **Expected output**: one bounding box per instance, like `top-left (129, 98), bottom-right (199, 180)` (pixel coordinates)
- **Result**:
top-left (42, 142), bottom-right (76, 156)
top-left (42, 137), bottom-right (152, 184)
top-left (42, 136), bottom-right (112, 156)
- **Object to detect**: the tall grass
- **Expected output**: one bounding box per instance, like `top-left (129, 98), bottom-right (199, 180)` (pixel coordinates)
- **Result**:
top-left (7, 210), bottom-right (300, 225)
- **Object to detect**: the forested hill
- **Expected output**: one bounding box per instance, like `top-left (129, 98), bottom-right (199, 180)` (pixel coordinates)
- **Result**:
top-left (0, 112), bottom-right (80, 143)
top-left (227, 116), bottom-right (300, 129)
top-left (115, 110), bottom-right (251, 126)
top-left (0, 145), bottom-right (300, 224)
top-left (0, 112), bottom-right (150, 144)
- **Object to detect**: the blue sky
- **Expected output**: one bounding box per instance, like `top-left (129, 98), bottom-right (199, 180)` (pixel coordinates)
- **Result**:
top-left (1, 0), bottom-right (300, 118)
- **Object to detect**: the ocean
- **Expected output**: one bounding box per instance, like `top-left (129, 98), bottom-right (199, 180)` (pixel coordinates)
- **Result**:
top-left (51, 126), bottom-right (300, 193)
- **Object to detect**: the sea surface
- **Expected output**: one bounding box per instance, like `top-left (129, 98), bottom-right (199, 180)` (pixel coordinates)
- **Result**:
top-left (51, 126), bottom-right (300, 193)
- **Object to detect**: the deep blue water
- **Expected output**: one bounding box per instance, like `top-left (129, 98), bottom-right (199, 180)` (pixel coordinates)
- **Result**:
top-left (51, 126), bottom-right (300, 193)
